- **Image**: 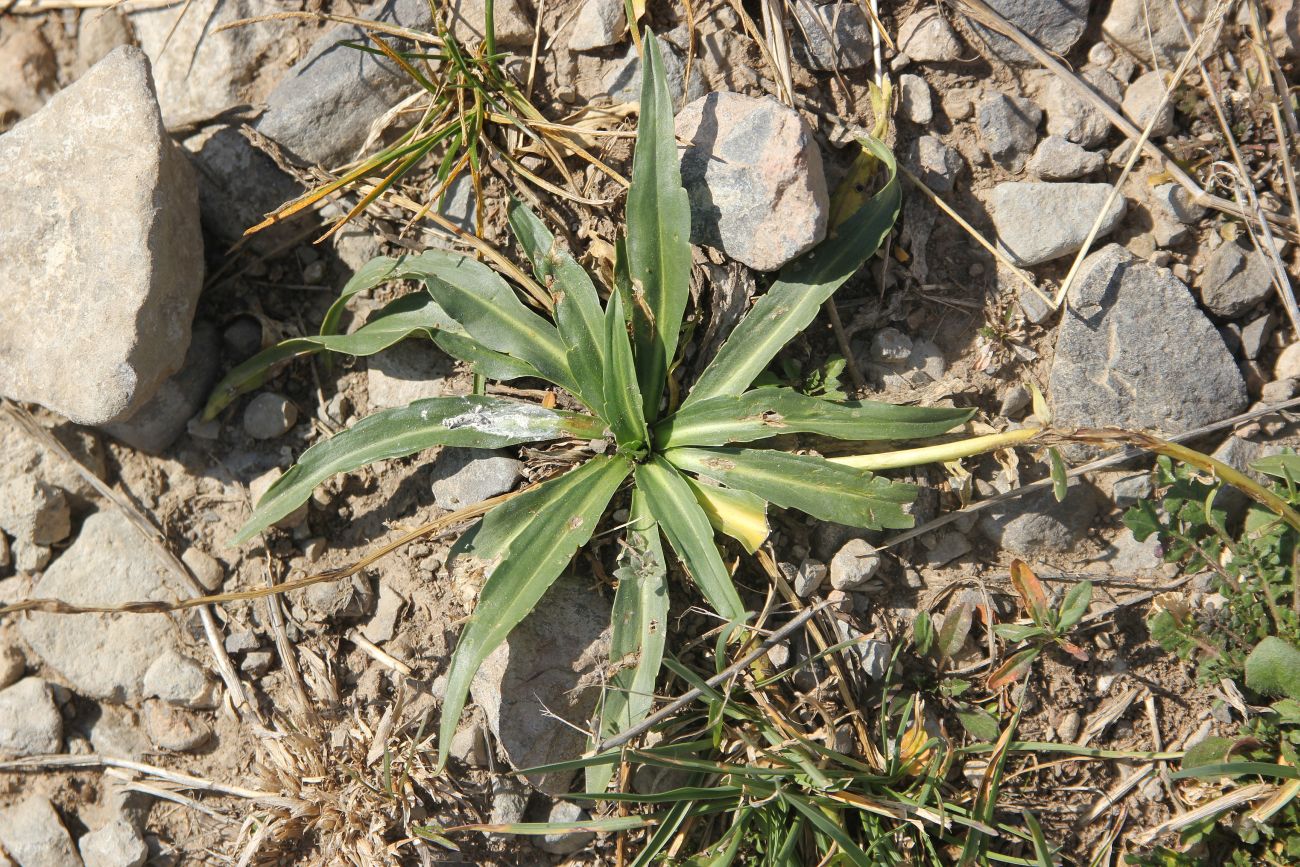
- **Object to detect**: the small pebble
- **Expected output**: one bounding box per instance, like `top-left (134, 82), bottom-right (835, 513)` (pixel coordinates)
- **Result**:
top-left (0, 644), bottom-right (24, 689)
top-left (181, 547), bottom-right (224, 591)
top-left (536, 800), bottom-right (595, 855)
top-left (241, 650), bottom-right (275, 676)
top-left (243, 393), bottom-right (297, 440)
top-left (302, 537), bottom-right (328, 562)
top-left (793, 559), bottom-right (827, 597)
top-left (829, 539), bottom-right (882, 590)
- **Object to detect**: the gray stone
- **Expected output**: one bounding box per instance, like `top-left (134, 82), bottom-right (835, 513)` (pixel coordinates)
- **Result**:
top-left (978, 481), bottom-right (1101, 556)
top-left (1151, 183), bottom-right (1207, 224)
top-left (142, 649), bottom-right (217, 709)
top-left (359, 582), bottom-right (406, 643)
top-left (19, 510), bottom-right (185, 703)
top-left (1042, 69), bottom-right (1123, 148)
top-left (181, 547), bottom-right (224, 592)
top-left (1241, 312), bottom-right (1273, 359)
top-left (569, 0), bottom-right (626, 50)
top-left (1048, 245), bottom-right (1247, 439)
top-left (449, 720), bottom-right (488, 767)
top-left (87, 705), bottom-right (151, 760)
top-left (602, 39), bottom-right (705, 107)
top-left (101, 322), bottom-right (220, 453)
top-left (870, 328), bottom-right (913, 364)
top-left (1027, 135), bottom-right (1103, 180)
top-left (899, 74), bottom-right (933, 125)
top-left (1199, 242), bottom-right (1274, 318)
top-left (897, 8), bottom-right (963, 62)
top-left (257, 0), bottom-right (436, 167)
top-left (186, 125), bottom-right (304, 248)
top-left (0, 797), bottom-right (80, 867)
top-left (1103, 532), bottom-right (1163, 573)
top-left (1122, 71), bottom-right (1175, 137)
top-left (241, 650), bottom-right (275, 676)
top-left (224, 629), bottom-right (261, 654)
top-left (793, 2), bottom-right (874, 70)
top-left (829, 538), bottom-right (882, 590)
top-left (536, 800), bottom-right (596, 855)
top-left (0, 678), bottom-right (62, 757)
top-left (471, 573), bottom-right (610, 794)
top-left (990, 182), bottom-right (1126, 266)
top-left (859, 639), bottom-right (890, 681)
top-left (430, 448), bottom-right (523, 510)
top-left (144, 701), bottom-right (212, 752)
top-left (0, 644), bottom-right (24, 689)
top-left (0, 478), bottom-right (69, 550)
top-left (1102, 0), bottom-right (1209, 66)
top-left (881, 338), bottom-right (947, 388)
top-left (489, 779), bottom-right (529, 829)
top-left (447, 0), bottom-right (535, 49)
top-left (676, 92), bottom-right (828, 271)
top-left (366, 340), bottom-right (455, 410)
top-left (79, 819), bottom-right (148, 867)
top-left (129, 0), bottom-right (287, 124)
top-left (912, 135), bottom-right (963, 192)
top-left (1276, 342), bottom-right (1300, 380)
top-left (1112, 472), bottom-right (1153, 507)
top-left (976, 92), bottom-right (1041, 171)
top-left (0, 47), bottom-right (204, 425)
top-left (967, 0), bottom-right (1089, 65)
top-left (1262, 378), bottom-right (1297, 403)
top-left (243, 392), bottom-right (298, 440)
top-left (794, 559), bottom-right (827, 597)
top-left (921, 530), bottom-right (971, 566)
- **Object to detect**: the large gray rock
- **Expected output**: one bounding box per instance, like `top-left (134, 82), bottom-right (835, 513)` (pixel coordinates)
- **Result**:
top-left (1042, 69), bottom-right (1123, 148)
top-left (0, 797), bottom-right (80, 867)
top-left (0, 47), bottom-right (204, 425)
top-left (967, 0), bottom-right (1089, 65)
top-left (676, 92), bottom-right (828, 271)
top-left (101, 322), bottom-right (220, 453)
top-left (471, 573), bottom-right (610, 794)
top-left (535, 800), bottom-right (596, 855)
top-left (976, 92), bottom-right (1041, 171)
top-left (990, 182), bottom-right (1126, 266)
top-left (1102, 0), bottom-right (1209, 66)
top-left (793, 2), bottom-right (874, 71)
top-left (0, 677), bottom-right (62, 757)
top-left (129, 0), bottom-right (287, 124)
top-left (1198, 241), bottom-right (1274, 318)
top-left (19, 510), bottom-right (186, 703)
top-left (1048, 245), bottom-right (1247, 437)
top-left (257, 0), bottom-right (435, 166)
top-left (430, 448), bottom-right (523, 510)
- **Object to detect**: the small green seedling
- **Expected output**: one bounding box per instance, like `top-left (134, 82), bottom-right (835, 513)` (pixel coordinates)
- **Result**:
top-left (987, 560), bottom-right (1092, 690)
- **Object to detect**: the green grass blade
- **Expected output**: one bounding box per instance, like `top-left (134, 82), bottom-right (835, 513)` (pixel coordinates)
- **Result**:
top-left (682, 136), bottom-right (900, 409)
top-left (459, 814), bottom-right (653, 836)
top-left (437, 456), bottom-right (632, 769)
top-left (508, 199), bottom-right (607, 416)
top-left (665, 447), bottom-right (918, 530)
top-left (235, 396), bottom-right (602, 543)
top-left (320, 255), bottom-right (409, 338)
top-left (625, 30), bottom-right (692, 422)
top-left (603, 290), bottom-right (648, 451)
top-left (589, 488), bottom-right (669, 794)
top-left (656, 388), bottom-right (974, 448)
top-left (634, 456), bottom-right (746, 623)
top-left (405, 249), bottom-right (581, 395)
top-left (777, 790), bottom-right (872, 867)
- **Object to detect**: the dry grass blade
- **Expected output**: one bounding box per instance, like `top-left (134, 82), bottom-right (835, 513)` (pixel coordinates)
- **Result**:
top-left (1135, 782), bottom-right (1276, 845)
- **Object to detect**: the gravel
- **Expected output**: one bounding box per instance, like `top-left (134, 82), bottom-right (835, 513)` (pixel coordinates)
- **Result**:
top-left (829, 539), bottom-right (882, 590)
top-left (794, 559), bottom-right (827, 597)
top-left (0, 677), bottom-right (62, 757)
top-left (142, 649), bottom-right (217, 709)
top-left (898, 74), bottom-right (933, 124)
top-left (1102, 0), bottom-right (1209, 65)
top-left (978, 481), bottom-right (1102, 556)
top-left (912, 134), bottom-right (963, 192)
top-left (792, 2), bottom-right (874, 70)
top-left (976, 92), bottom-right (1042, 171)
top-left (568, 0), bottom-right (626, 50)
top-left (79, 819), bottom-right (148, 867)
top-left (897, 8), bottom-right (963, 62)
top-left (536, 800), bottom-right (596, 855)
top-left (1198, 241), bottom-right (1275, 318)
top-left (1041, 68), bottom-right (1123, 148)
top-left (967, 0), bottom-right (1089, 65)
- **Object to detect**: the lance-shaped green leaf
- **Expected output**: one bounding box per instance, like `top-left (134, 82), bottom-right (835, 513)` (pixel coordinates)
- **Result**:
top-left (634, 457), bottom-right (746, 623)
top-left (404, 248), bottom-right (581, 396)
top-left (202, 292), bottom-right (538, 419)
top-left (682, 136), bottom-right (901, 409)
top-left (235, 396), bottom-right (604, 544)
top-left (603, 291), bottom-right (648, 452)
top-left (665, 446), bottom-right (917, 530)
top-left (625, 30), bottom-right (691, 422)
top-left (655, 388), bottom-right (974, 448)
top-left (320, 254), bottom-right (409, 338)
top-left (438, 456), bottom-right (632, 767)
top-left (589, 489), bottom-right (668, 793)
top-left (509, 200), bottom-right (606, 416)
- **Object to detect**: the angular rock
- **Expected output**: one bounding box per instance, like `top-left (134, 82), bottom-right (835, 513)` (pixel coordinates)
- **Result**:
top-left (79, 819), bottom-right (148, 867)
top-left (448, 0), bottom-right (535, 49)
top-left (0, 644), bottom-right (24, 690)
top-left (19, 510), bottom-right (186, 703)
top-left (978, 481), bottom-right (1101, 556)
top-left (129, 0), bottom-right (287, 124)
top-left (794, 559), bottom-right (827, 597)
top-left (1122, 71), bottom-right (1175, 138)
top-left (366, 340), bottom-right (455, 410)
top-left (1048, 245), bottom-right (1247, 437)
top-left (602, 39), bottom-right (705, 107)
top-left (829, 539), bottom-right (882, 590)
top-left (1102, 0), bottom-right (1209, 66)
top-left (976, 92), bottom-right (1041, 171)
top-left (0, 477), bottom-right (69, 549)
top-left (967, 0), bottom-right (1089, 65)
top-left (0, 677), bottom-right (62, 757)
top-left (912, 134), bottom-right (963, 192)
top-left (793, 2), bottom-right (874, 70)
top-left (1151, 183), bottom-right (1207, 224)
top-left (430, 448), bottom-right (523, 510)
top-left (569, 0), bottom-right (626, 50)
top-left (536, 800), bottom-right (595, 855)
top-left (0, 797), bottom-right (80, 867)
top-left (257, 0), bottom-right (435, 166)
top-left (471, 573), bottom-right (610, 794)
top-left (0, 47), bottom-right (204, 425)
top-left (898, 74), bottom-right (933, 125)
top-left (676, 92), bottom-right (828, 271)
top-left (1112, 472), bottom-right (1153, 507)
top-left (101, 322), bottom-right (220, 453)
top-left (142, 649), bottom-right (217, 709)
top-left (1027, 135), bottom-right (1103, 180)
top-left (359, 581), bottom-right (406, 643)
top-left (897, 8), bottom-right (963, 62)
top-left (1198, 241), bottom-right (1274, 318)
top-left (990, 182), bottom-right (1126, 266)
top-left (1042, 69), bottom-right (1123, 148)
top-left (1241, 312), bottom-right (1273, 359)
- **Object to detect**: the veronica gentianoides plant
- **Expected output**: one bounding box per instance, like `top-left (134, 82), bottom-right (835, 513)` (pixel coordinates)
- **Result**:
top-left (217, 31), bottom-right (978, 780)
